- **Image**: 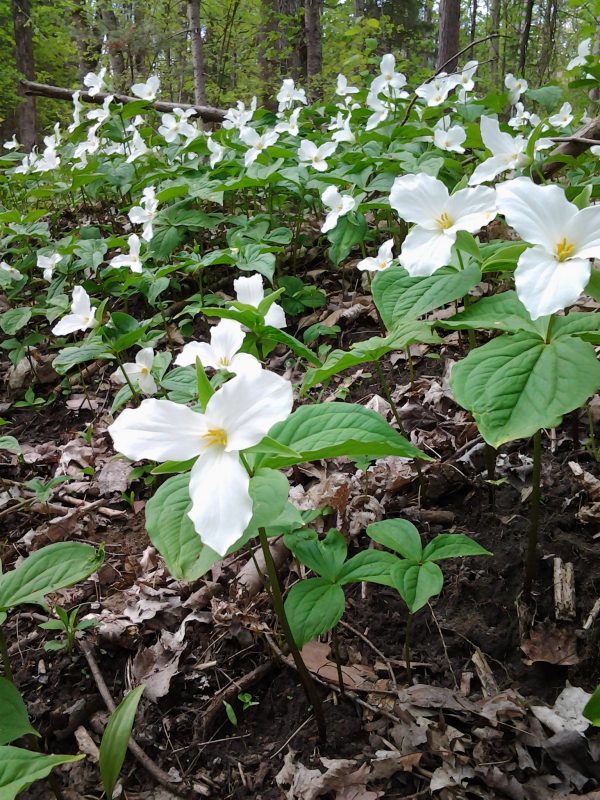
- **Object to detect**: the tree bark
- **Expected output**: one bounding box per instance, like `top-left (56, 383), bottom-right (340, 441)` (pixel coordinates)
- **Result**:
top-left (72, 0), bottom-right (102, 81)
top-left (304, 0), bottom-right (322, 78)
top-left (489, 0), bottom-right (501, 87)
top-left (517, 0), bottom-right (535, 74)
top-left (99, 4), bottom-right (126, 90)
top-left (187, 0), bottom-right (206, 105)
top-left (11, 0), bottom-right (36, 150)
top-left (436, 0), bottom-right (461, 72)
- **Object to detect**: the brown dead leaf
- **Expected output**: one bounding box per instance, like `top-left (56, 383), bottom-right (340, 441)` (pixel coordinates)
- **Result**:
top-left (521, 624), bottom-right (579, 666)
top-left (276, 754), bottom-right (382, 800)
top-left (369, 750), bottom-right (421, 780)
top-left (297, 641), bottom-right (376, 690)
top-left (93, 458), bottom-right (131, 495)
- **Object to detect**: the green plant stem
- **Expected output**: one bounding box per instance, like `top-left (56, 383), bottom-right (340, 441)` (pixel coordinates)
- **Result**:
top-left (404, 613), bottom-right (413, 684)
top-left (374, 361), bottom-right (407, 437)
top-left (116, 357), bottom-right (140, 401)
top-left (462, 294), bottom-right (476, 350)
top-left (524, 430), bottom-right (542, 595)
top-left (331, 627), bottom-right (345, 698)
top-left (405, 347), bottom-right (415, 391)
top-left (258, 528), bottom-right (327, 744)
top-left (0, 627), bottom-right (14, 683)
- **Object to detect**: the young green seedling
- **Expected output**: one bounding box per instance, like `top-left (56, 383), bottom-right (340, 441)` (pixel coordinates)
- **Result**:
top-left (366, 519), bottom-right (491, 682)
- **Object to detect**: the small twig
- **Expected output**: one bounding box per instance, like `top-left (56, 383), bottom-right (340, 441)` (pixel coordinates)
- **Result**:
top-left (427, 603), bottom-right (458, 689)
top-left (79, 639), bottom-right (212, 796)
top-left (338, 620), bottom-right (396, 688)
top-left (200, 661), bottom-right (272, 738)
top-left (550, 136), bottom-right (600, 145)
top-left (271, 714), bottom-right (315, 757)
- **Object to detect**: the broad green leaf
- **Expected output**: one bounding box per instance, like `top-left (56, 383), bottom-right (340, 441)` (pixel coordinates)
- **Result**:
top-left (527, 84), bottom-right (563, 110)
top-left (145, 473), bottom-right (206, 580)
top-left (454, 231), bottom-right (481, 261)
top-left (336, 549), bottom-right (400, 586)
top-left (244, 436), bottom-right (303, 462)
top-left (327, 213), bottom-right (368, 266)
top-left (552, 312), bottom-right (600, 343)
top-left (256, 403), bottom-right (428, 469)
top-left (422, 533), bottom-right (491, 562)
top-left (302, 321), bottom-right (440, 389)
top-left (285, 578), bottom-right (345, 647)
top-left (584, 685), bottom-right (600, 726)
top-left (451, 332), bottom-right (600, 447)
top-left (0, 678), bottom-right (39, 745)
top-left (284, 529), bottom-right (347, 582)
top-left (53, 341), bottom-right (113, 375)
top-left (0, 308), bottom-right (31, 335)
top-left (244, 469), bottom-right (290, 535)
top-left (372, 264), bottom-right (482, 329)
top-left (438, 292), bottom-right (539, 335)
top-left (480, 242), bottom-right (528, 273)
top-left (0, 436), bottom-right (21, 455)
top-left (366, 519), bottom-right (423, 560)
top-left (259, 326), bottom-right (322, 366)
top-left (585, 267), bottom-right (600, 303)
top-left (0, 543), bottom-right (103, 612)
top-left (392, 560), bottom-right (444, 613)
top-left (99, 684), bottom-right (145, 799)
top-left (0, 747), bottom-right (83, 800)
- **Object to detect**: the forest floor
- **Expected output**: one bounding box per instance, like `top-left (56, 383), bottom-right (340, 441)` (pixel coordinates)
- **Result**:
top-left (2, 272), bottom-right (600, 800)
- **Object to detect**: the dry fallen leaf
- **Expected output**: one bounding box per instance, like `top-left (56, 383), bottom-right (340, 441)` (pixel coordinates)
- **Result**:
top-left (521, 624), bottom-right (579, 666)
top-left (296, 641), bottom-right (376, 691)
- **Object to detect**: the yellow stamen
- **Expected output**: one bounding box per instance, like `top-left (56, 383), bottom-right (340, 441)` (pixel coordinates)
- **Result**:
top-left (217, 356), bottom-right (230, 367)
top-left (555, 238), bottom-right (575, 262)
top-left (140, 366), bottom-right (148, 375)
top-left (203, 428), bottom-right (227, 448)
top-left (437, 212), bottom-right (453, 230)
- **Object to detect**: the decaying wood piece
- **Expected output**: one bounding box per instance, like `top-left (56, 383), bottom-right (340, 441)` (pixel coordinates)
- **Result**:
top-left (537, 113), bottom-right (600, 181)
top-left (553, 557), bottom-right (576, 621)
top-left (19, 79), bottom-right (226, 122)
top-left (583, 598), bottom-right (600, 630)
top-left (471, 648), bottom-right (498, 697)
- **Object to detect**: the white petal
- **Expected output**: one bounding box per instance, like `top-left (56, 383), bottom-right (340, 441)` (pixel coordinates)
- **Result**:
top-left (138, 371), bottom-right (158, 395)
top-left (446, 185), bottom-right (496, 232)
top-left (52, 314), bottom-right (87, 336)
top-left (356, 257), bottom-right (380, 272)
top-left (228, 352), bottom-right (263, 376)
top-left (136, 347), bottom-right (155, 370)
top-left (565, 206), bottom-right (600, 260)
top-left (210, 319), bottom-right (245, 362)
top-left (380, 53), bottom-right (395, 75)
top-left (175, 341), bottom-right (217, 368)
top-left (71, 286), bottom-right (91, 317)
top-left (390, 173), bottom-right (448, 228)
top-left (108, 399), bottom-right (206, 462)
top-left (479, 115), bottom-right (513, 156)
top-left (188, 448), bottom-right (252, 556)
top-left (322, 209), bottom-right (339, 233)
top-left (399, 227), bottom-right (455, 277)
top-left (468, 154), bottom-right (508, 185)
top-left (234, 274), bottom-right (264, 307)
top-left (515, 247), bottom-right (591, 319)
top-left (205, 370), bottom-right (293, 452)
top-left (496, 177), bottom-right (578, 250)
top-left (264, 302), bottom-right (287, 329)
top-left (322, 185), bottom-right (342, 209)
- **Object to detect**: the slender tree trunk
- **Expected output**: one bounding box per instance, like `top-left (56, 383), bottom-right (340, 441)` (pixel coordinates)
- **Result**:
top-left (489, 0), bottom-right (501, 87)
top-left (187, 0), bottom-right (206, 105)
top-left (72, 0), bottom-right (101, 81)
top-left (304, 0), bottom-right (322, 78)
top-left (590, 17), bottom-right (600, 102)
top-left (518, 0), bottom-right (535, 74)
top-left (537, 0), bottom-right (557, 83)
top-left (100, 5), bottom-right (126, 89)
top-left (436, 0), bottom-right (461, 71)
top-left (470, 0), bottom-right (478, 44)
top-left (11, 0), bottom-right (36, 150)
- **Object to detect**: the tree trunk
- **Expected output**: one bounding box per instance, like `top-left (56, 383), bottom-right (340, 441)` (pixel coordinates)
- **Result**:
top-left (187, 0), bottom-right (206, 105)
top-left (517, 0), bottom-right (535, 74)
top-left (470, 0), bottom-right (477, 44)
top-left (11, 0), bottom-right (36, 150)
top-left (489, 0), bottom-right (501, 87)
top-left (72, 0), bottom-right (101, 81)
top-left (537, 0), bottom-right (557, 83)
top-left (436, 0), bottom-right (461, 72)
top-left (100, 5), bottom-right (126, 89)
top-left (304, 0), bottom-right (322, 78)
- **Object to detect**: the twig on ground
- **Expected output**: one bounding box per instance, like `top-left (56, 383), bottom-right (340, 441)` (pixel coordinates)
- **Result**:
top-left (199, 661), bottom-right (273, 739)
top-left (338, 619), bottom-right (397, 688)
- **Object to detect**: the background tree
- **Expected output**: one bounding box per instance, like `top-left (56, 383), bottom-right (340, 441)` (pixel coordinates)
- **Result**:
top-left (11, 0), bottom-right (36, 149)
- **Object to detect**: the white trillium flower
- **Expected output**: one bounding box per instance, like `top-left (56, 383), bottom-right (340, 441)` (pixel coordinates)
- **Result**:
top-left (365, 93), bottom-right (390, 130)
top-left (233, 274), bottom-right (286, 329)
top-left (456, 60), bottom-right (478, 92)
top-left (86, 95), bottom-right (114, 124)
top-left (109, 234), bottom-right (143, 273)
top-left (3, 134), bottom-right (20, 150)
top-left (496, 177), bottom-right (600, 319)
top-left (239, 127), bottom-right (279, 167)
top-left (37, 252), bottom-right (62, 282)
top-left (108, 370), bottom-right (293, 555)
top-left (113, 348), bottom-right (157, 395)
top-left (131, 75), bottom-right (160, 102)
top-left (68, 90), bottom-right (84, 132)
top-left (357, 239), bottom-right (395, 272)
top-left (158, 110), bottom-right (197, 143)
top-left (508, 101), bottom-right (540, 129)
top-left (332, 116), bottom-right (355, 144)
top-left (222, 97), bottom-right (257, 131)
top-left (416, 75), bottom-right (458, 107)
top-left (83, 67), bottom-right (106, 97)
top-left (567, 38), bottom-right (591, 70)
top-left (298, 139), bottom-right (337, 172)
top-left (389, 173), bottom-right (496, 277)
top-left (34, 146), bottom-right (60, 173)
top-left (321, 185), bottom-right (356, 233)
top-left (370, 53), bottom-right (408, 99)
top-left (468, 116), bottom-right (530, 186)
top-left (505, 73), bottom-right (528, 105)
top-left (0, 261), bottom-right (23, 281)
top-left (207, 136), bottom-right (225, 168)
top-left (277, 79), bottom-right (307, 112)
top-left (126, 129), bottom-right (151, 162)
top-left (434, 123), bottom-right (466, 153)
top-left (52, 286), bottom-right (97, 336)
top-left (14, 150), bottom-right (38, 174)
top-left (128, 187), bottom-right (158, 242)
top-left (175, 319), bottom-right (261, 377)
top-left (274, 107), bottom-right (301, 137)
top-left (591, 145), bottom-right (600, 157)
top-left (336, 74), bottom-right (359, 97)
top-left (549, 102), bottom-right (573, 128)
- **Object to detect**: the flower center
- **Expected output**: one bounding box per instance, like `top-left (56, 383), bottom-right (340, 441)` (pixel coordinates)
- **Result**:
top-left (217, 356), bottom-right (230, 367)
top-left (555, 238), bottom-right (575, 262)
top-left (437, 212), bottom-right (453, 230)
top-left (203, 428), bottom-right (227, 448)
top-left (140, 367), bottom-right (148, 375)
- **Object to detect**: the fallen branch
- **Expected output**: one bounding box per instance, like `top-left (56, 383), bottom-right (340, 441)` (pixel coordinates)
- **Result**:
top-left (79, 638), bottom-right (213, 797)
top-left (537, 113), bottom-right (600, 181)
top-left (19, 80), bottom-right (226, 123)
top-left (200, 661), bottom-right (273, 739)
